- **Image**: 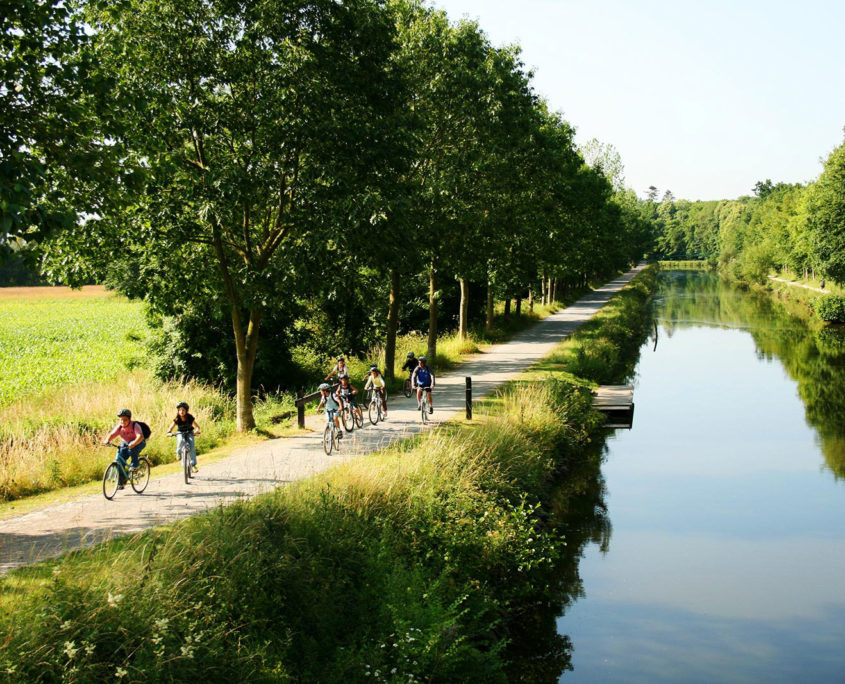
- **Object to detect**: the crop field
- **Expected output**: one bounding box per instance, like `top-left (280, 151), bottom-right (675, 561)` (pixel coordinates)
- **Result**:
top-left (0, 287), bottom-right (148, 407)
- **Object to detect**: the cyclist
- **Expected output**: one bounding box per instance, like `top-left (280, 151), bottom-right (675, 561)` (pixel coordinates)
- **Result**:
top-left (101, 408), bottom-right (146, 489)
top-left (316, 382), bottom-right (343, 438)
top-left (336, 376), bottom-right (363, 423)
top-left (401, 351), bottom-right (419, 380)
top-left (364, 365), bottom-right (387, 419)
top-left (166, 401), bottom-right (201, 473)
top-left (412, 356), bottom-right (435, 414)
top-left (325, 355), bottom-right (350, 382)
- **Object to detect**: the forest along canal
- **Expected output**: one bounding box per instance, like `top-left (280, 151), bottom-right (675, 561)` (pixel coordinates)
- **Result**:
top-left (558, 270), bottom-right (845, 683)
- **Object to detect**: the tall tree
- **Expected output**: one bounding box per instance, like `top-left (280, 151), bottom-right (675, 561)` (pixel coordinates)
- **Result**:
top-left (46, 0), bottom-right (401, 431)
top-left (807, 135), bottom-right (845, 281)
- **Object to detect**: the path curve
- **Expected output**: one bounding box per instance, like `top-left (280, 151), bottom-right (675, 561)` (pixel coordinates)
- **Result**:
top-left (768, 276), bottom-right (828, 293)
top-left (0, 264), bottom-right (646, 575)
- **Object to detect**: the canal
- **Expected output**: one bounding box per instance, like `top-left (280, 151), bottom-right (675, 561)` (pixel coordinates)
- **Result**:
top-left (558, 270), bottom-right (845, 682)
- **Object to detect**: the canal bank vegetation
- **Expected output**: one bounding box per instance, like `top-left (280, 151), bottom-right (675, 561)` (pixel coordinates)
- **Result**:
top-left (647, 130), bottom-right (845, 322)
top-left (0, 270), bottom-right (657, 681)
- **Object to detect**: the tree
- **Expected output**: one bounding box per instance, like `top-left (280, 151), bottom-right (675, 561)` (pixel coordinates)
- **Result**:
top-left (46, 0), bottom-right (402, 431)
top-left (580, 138), bottom-right (625, 192)
top-left (0, 0), bottom-right (100, 261)
top-left (807, 135), bottom-right (845, 282)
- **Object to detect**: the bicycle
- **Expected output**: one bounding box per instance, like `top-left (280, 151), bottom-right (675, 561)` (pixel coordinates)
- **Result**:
top-left (337, 391), bottom-right (363, 432)
top-left (167, 431), bottom-right (197, 484)
top-left (419, 387), bottom-right (432, 424)
top-left (321, 411), bottom-right (343, 455)
top-left (102, 443), bottom-right (151, 500)
top-left (402, 374), bottom-right (414, 398)
top-left (368, 388), bottom-right (386, 425)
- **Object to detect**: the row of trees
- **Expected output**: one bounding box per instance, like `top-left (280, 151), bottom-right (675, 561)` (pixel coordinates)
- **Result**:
top-left (649, 132), bottom-right (845, 284)
top-left (3, 0), bottom-right (650, 430)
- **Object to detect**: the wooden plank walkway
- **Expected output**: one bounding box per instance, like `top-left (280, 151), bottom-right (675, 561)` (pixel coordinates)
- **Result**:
top-left (592, 384), bottom-right (635, 429)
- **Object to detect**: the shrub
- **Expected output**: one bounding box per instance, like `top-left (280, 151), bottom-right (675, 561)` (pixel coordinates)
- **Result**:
top-left (813, 294), bottom-right (845, 323)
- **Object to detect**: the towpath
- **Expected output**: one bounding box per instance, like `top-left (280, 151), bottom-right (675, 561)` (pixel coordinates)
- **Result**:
top-left (0, 264), bottom-right (645, 575)
top-left (768, 276), bottom-right (829, 293)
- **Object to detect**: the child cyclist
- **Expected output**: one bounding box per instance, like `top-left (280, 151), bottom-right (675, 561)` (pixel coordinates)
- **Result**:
top-left (412, 356), bottom-right (435, 413)
top-left (101, 408), bottom-right (146, 489)
top-left (316, 382), bottom-right (343, 438)
top-left (364, 365), bottom-right (387, 418)
top-left (336, 375), bottom-right (363, 423)
top-left (325, 355), bottom-right (350, 382)
top-left (401, 351), bottom-right (419, 381)
top-left (166, 402), bottom-right (201, 472)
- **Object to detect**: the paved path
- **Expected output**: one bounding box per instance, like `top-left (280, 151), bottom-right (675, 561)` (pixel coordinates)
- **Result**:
top-left (768, 276), bottom-right (828, 293)
top-left (0, 264), bottom-right (646, 575)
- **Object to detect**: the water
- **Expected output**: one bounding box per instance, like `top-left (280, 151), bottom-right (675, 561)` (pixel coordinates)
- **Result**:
top-left (558, 271), bottom-right (845, 683)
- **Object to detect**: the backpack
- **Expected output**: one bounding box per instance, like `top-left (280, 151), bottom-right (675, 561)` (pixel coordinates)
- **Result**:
top-left (134, 421), bottom-right (152, 440)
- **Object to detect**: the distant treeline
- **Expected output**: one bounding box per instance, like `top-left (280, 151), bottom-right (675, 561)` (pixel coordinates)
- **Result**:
top-left (648, 132), bottom-right (845, 286)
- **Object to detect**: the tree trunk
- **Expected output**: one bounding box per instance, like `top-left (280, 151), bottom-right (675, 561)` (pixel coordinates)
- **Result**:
top-left (485, 278), bottom-right (494, 333)
top-left (515, 297), bottom-right (522, 316)
top-left (543, 268), bottom-right (549, 305)
top-left (427, 262), bottom-right (438, 360)
top-left (384, 268), bottom-right (400, 383)
top-left (552, 277), bottom-right (558, 304)
top-left (213, 221), bottom-right (258, 433)
top-left (528, 285), bottom-right (534, 313)
top-left (458, 278), bottom-right (469, 340)
top-left (504, 299), bottom-right (511, 319)
top-left (541, 272), bottom-right (547, 305)
top-left (233, 306), bottom-right (261, 432)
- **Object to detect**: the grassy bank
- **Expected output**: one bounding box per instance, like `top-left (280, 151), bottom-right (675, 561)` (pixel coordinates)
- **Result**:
top-left (0, 266), bottom-right (656, 681)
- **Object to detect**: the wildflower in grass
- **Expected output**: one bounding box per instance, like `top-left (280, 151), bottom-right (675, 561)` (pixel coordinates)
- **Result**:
top-left (115, 666), bottom-right (128, 679)
top-left (64, 641), bottom-right (78, 659)
top-left (107, 592), bottom-right (123, 607)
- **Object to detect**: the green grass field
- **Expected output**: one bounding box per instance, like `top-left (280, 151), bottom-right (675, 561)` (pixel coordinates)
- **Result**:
top-left (0, 287), bottom-right (148, 408)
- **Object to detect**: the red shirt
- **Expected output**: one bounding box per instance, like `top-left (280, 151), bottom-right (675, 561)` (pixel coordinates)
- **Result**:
top-left (108, 422), bottom-right (142, 443)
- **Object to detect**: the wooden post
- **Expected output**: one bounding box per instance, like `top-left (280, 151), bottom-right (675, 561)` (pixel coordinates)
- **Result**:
top-left (297, 389), bottom-right (305, 429)
top-left (465, 377), bottom-right (472, 420)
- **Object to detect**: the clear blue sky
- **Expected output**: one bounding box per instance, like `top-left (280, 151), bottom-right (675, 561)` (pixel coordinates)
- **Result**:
top-left (431, 0), bottom-right (845, 201)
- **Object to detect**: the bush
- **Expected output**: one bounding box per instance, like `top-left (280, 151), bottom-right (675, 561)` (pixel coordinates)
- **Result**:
top-left (813, 294), bottom-right (845, 323)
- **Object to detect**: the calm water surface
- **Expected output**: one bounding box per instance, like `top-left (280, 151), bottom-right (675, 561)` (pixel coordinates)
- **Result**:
top-left (559, 271), bottom-right (845, 683)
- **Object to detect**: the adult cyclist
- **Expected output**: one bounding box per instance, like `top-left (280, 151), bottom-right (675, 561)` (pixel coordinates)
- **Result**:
top-left (411, 356), bottom-right (435, 414)
top-left (401, 351), bottom-right (419, 379)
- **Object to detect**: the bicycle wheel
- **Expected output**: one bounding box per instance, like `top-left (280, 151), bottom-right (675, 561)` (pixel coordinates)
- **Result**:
top-left (420, 394), bottom-right (429, 424)
top-left (131, 458), bottom-right (150, 494)
top-left (341, 405), bottom-right (353, 432)
top-left (369, 399), bottom-right (379, 425)
top-left (323, 424), bottom-right (333, 455)
top-left (332, 426), bottom-right (340, 450)
top-left (182, 448), bottom-right (190, 484)
top-left (378, 396), bottom-right (386, 421)
top-left (354, 407), bottom-right (364, 428)
top-left (403, 379), bottom-right (413, 398)
top-left (103, 463), bottom-right (120, 500)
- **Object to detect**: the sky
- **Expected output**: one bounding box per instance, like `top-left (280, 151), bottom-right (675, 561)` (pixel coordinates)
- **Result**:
top-left (431, 0), bottom-right (845, 201)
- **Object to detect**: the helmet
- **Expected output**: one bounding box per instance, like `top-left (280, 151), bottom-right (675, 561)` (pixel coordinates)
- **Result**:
top-left (339, 375), bottom-right (349, 382)
top-left (319, 382), bottom-right (331, 391)
top-left (176, 402), bottom-right (189, 410)
top-left (370, 365), bottom-right (379, 372)
top-left (117, 408), bottom-right (132, 418)
top-left (418, 356), bottom-right (427, 363)
top-left (406, 351), bottom-right (415, 358)
top-left (336, 356), bottom-right (345, 362)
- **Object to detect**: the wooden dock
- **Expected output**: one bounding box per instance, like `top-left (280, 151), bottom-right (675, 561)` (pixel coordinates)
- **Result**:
top-left (592, 385), bottom-right (635, 429)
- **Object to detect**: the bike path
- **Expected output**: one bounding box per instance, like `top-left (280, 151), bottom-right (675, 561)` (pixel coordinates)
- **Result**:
top-left (0, 264), bottom-right (646, 575)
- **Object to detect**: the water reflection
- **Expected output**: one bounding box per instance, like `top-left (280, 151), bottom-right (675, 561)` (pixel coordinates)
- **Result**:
top-left (550, 271), bottom-right (845, 682)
